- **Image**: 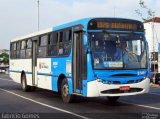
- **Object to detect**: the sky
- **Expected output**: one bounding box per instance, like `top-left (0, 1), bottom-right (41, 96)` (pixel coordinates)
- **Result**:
top-left (0, 0), bottom-right (159, 50)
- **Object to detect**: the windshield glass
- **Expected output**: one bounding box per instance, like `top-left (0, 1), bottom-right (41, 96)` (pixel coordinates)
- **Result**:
top-left (90, 32), bottom-right (147, 69)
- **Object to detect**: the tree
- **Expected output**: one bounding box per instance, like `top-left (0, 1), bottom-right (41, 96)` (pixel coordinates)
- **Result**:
top-left (0, 53), bottom-right (9, 65)
top-left (135, 0), bottom-right (155, 21)
top-left (135, 0), bottom-right (157, 74)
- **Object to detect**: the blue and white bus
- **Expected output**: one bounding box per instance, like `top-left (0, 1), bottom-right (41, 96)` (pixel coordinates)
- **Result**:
top-left (10, 18), bottom-right (150, 103)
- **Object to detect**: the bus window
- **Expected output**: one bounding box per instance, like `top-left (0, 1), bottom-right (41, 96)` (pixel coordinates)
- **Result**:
top-left (63, 29), bottom-right (72, 56)
top-left (16, 42), bottom-right (21, 58)
top-left (58, 32), bottom-right (64, 56)
top-left (48, 32), bottom-right (58, 57)
top-left (10, 43), bottom-right (17, 59)
top-left (20, 40), bottom-right (26, 59)
top-left (59, 32), bottom-right (63, 43)
top-left (58, 29), bottom-right (72, 56)
top-left (48, 33), bottom-right (52, 45)
top-left (27, 39), bottom-right (32, 48)
top-left (13, 43), bottom-right (17, 51)
top-left (26, 39), bottom-right (32, 58)
top-left (14, 43), bottom-right (17, 58)
top-left (38, 35), bottom-right (48, 57)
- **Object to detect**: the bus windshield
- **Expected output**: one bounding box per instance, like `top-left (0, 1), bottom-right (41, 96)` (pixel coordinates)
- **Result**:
top-left (90, 32), bottom-right (147, 70)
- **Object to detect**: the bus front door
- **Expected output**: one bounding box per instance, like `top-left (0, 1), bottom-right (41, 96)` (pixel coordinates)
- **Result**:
top-left (32, 39), bottom-right (38, 86)
top-left (73, 32), bottom-right (87, 94)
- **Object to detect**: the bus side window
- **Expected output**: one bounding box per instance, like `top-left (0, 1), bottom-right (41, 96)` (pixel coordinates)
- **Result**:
top-left (16, 42), bottom-right (21, 58)
top-left (14, 43), bottom-right (17, 58)
top-left (47, 33), bottom-right (51, 56)
top-left (58, 31), bottom-right (64, 56)
top-left (38, 35), bottom-right (48, 57)
top-left (48, 32), bottom-right (58, 57)
top-left (10, 43), bottom-right (13, 59)
top-left (63, 29), bottom-right (72, 56)
top-left (26, 39), bottom-right (32, 58)
top-left (10, 43), bottom-right (16, 59)
top-left (58, 29), bottom-right (72, 57)
top-left (20, 40), bottom-right (26, 59)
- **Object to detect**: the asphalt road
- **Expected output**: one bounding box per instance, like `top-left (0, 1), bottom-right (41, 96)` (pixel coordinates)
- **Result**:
top-left (0, 73), bottom-right (160, 119)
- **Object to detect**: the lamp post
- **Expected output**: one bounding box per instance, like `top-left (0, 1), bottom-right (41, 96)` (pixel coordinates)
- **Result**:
top-left (151, 17), bottom-right (156, 83)
top-left (37, 0), bottom-right (40, 31)
top-left (114, 7), bottom-right (116, 18)
top-left (152, 18), bottom-right (155, 73)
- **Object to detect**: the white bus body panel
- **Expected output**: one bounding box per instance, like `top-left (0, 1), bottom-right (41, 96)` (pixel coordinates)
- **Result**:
top-left (10, 58), bottom-right (52, 90)
top-left (10, 59), bottom-right (32, 85)
top-left (37, 58), bottom-right (52, 90)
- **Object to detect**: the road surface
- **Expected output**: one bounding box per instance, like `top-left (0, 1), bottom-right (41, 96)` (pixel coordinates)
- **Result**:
top-left (0, 73), bottom-right (160, 119)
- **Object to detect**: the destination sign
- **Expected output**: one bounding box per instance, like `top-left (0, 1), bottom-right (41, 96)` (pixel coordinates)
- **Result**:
top-left (97, 22), bottom-right (137, 30)
top-left (88, 19), bottom-right (144, 31)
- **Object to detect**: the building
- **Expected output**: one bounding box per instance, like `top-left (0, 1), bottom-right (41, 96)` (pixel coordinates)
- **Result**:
top-left (0, 49), bottom-right (9, 55)
top-left (144, 17), bottom-right (160, 72)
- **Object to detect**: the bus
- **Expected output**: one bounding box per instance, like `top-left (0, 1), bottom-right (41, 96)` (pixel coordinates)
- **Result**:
top-left (10, 18), bottom-right (150, 103)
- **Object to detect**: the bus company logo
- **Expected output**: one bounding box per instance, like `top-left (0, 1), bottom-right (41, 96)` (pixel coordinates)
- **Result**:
top-left (137, 71), bottom-right (146, 75)
top-left (39, 62), bottom-right (49, 69)
top-left (53, 62), bottom-right (58, 68)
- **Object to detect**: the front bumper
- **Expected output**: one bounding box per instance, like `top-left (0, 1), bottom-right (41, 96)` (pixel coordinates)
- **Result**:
top-left (87, 78), bottom-right (150, 97)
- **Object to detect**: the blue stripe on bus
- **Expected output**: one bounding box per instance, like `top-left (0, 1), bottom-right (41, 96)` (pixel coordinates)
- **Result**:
top-left (9, 70), bottom-right (73, 78)
top-left (9, 70), bottom-right (32, 74)
top-left (9, 70), bottom-right (21, 73)
top-left (37, 72), bottom-right (54, 77)
top-left (37, 72), bottom-right (72, 78)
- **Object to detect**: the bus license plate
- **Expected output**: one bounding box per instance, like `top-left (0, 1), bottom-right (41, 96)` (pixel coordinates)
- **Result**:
top-left (120, 86), bottom-right (130, 91)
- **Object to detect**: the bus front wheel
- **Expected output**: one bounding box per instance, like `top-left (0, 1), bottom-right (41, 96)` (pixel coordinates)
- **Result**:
top-left (61, 78), bottom-right (73, 103)
top-left (107, 96), bottom-right (120, 102)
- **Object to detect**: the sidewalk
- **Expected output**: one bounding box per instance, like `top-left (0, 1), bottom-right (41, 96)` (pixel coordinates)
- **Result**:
top-left (150, 83), bottom-right (160, 88)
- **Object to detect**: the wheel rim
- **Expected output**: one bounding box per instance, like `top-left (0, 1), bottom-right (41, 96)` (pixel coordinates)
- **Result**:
top-left (62, 84), bottom-right (69, 97)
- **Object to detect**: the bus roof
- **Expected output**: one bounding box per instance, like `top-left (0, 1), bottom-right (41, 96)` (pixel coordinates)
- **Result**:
top-left (53, 17), bottom-right (143, 31)
top-left (53, 18), bottom-right (92, 30)
top-left (11, 17), bottom-right (143, 42)
top-left (11, 28), bottom-right (52, 42)
top-left (11, 18), bottom-right (92, 42)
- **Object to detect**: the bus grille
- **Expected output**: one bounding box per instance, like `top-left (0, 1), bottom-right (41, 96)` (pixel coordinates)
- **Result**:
top-left (101, 88), bottom-right (143, 94)
top-left (127, 80), bottom-right (135, 84)
top-left (108, 78), bottom-right (144, 84)
top-left (112, 81), bottom-right (121, 84)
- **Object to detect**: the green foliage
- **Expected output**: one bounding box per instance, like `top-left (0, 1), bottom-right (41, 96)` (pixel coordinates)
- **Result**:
top-left (0, 53), bottom-right (9, 64)
top-left (135, 0), bottom-right (155, 21)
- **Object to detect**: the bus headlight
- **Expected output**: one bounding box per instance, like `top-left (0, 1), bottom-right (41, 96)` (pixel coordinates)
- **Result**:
top-left (97, 78), bottom-right (101, 82)
top-left (96, 78), bottom-right (108, 84)
top-left (108, 81), bottom-right (111, 84)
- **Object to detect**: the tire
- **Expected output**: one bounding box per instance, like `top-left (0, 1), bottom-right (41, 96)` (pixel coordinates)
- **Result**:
top-left (61, 78), bottom-right (73, 103)
top-left (30, 86), bottom-right (36, 92)
top-left (107, 96), bottom-right (120, 103)
top-left (21, 74), bottom-right (31, 92)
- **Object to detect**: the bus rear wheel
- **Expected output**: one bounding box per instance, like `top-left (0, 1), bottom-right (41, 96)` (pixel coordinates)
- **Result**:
top-left (107, 96), bottom-right (120, 102)
top-left (61, 78), bottom-right (73, 103)
top-left (21, 74), bottom-right (31, 92)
